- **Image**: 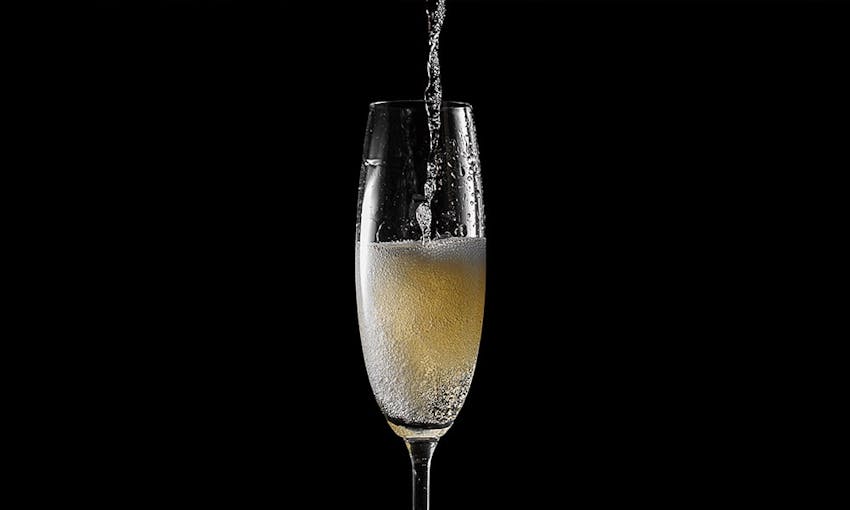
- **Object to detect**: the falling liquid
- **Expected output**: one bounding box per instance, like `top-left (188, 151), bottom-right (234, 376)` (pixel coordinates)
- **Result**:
top-left (416, 0), bottom-right (447, 241)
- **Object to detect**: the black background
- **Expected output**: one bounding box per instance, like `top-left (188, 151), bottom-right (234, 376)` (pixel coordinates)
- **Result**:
top-left (51, 0), bottom-right (842, 506)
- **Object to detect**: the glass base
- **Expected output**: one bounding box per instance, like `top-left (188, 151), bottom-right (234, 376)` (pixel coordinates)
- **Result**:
top-left (387, 420), bottom-right (451, 441)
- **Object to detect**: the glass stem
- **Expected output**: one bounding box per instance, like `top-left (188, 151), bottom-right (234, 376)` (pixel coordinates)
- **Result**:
top-left (406, 439), bottom-right (438, 510)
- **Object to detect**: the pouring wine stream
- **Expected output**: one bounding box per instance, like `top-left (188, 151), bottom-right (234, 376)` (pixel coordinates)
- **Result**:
top-left (416, 0), bottom-right (447, 242)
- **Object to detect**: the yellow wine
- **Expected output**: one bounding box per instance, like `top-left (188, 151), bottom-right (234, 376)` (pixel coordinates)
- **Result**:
top-left (356, 237), bottom-right (486, 430)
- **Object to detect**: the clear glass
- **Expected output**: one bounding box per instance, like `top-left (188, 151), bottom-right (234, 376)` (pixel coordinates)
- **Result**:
top-left (355, 100), bottom-right (485, 510)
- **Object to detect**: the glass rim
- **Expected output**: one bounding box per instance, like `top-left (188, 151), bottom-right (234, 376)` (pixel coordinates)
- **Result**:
top-left (370, 100), bottom-right (472, 110)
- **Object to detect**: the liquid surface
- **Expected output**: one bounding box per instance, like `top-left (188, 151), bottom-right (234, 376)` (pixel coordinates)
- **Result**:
top-left (356, 237), bottom-right (485, 428)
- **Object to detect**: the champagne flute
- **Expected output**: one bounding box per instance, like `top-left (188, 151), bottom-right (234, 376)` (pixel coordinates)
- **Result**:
top-left (355, 100), bottom-right (485, 510)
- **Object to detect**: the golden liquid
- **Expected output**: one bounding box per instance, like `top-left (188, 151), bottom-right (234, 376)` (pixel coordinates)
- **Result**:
top-left (356, 237), bottom-right (486, 428)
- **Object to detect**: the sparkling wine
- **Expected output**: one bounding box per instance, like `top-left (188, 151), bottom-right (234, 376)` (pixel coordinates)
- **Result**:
top-left (356, 236), bottom-right (486, 429)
